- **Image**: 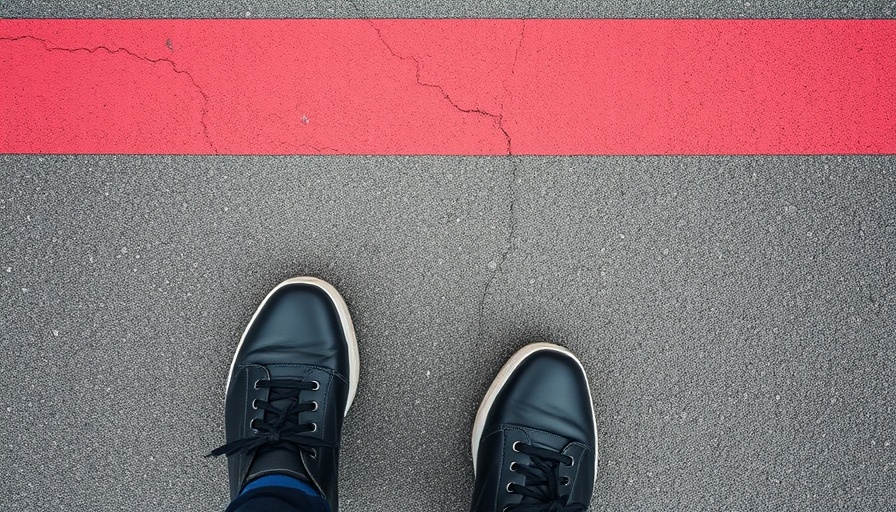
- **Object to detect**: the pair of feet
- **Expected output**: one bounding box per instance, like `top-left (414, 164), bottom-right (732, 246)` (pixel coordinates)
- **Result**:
top-left (209, 277), bottom-right (598, 511)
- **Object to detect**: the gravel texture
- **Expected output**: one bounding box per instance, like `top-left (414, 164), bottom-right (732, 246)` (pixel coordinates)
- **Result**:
top-left (1, 156), bottom-right (894, 511)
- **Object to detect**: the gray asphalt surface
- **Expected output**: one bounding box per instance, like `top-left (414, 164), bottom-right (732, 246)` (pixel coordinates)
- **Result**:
top-left (2, 156), bottom-right (894, 511)
top-left (2, 2), bottom-right (896, 512)
top-left (2, 0), bottom-right (895, 18)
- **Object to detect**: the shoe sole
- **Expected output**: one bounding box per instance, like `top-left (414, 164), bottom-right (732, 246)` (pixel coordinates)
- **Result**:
top-left (224, 276), bottom-right (361, 416)
top-left (471, 342), bottom-right (599, 480)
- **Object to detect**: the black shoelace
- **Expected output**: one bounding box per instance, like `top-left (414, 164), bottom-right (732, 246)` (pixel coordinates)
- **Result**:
top-left (505, 442), bottom-right (586, 512)
top-left (207, 378), bottom-right (331, 459)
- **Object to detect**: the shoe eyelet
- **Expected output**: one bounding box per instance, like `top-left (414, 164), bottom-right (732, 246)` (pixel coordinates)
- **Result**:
top-left (310, 380), bottom-right (320, 391)
top-left (511, 441), bottom-right (522, 453)
top-left (309, 422), bottom-right (318, 433)
top-left (560, 476), bottom-right (570, 485)
top-left (253, 379), bottom-right (262, 389)
top-left (251, 399), bottom-right (259, 410)
top-left (567, 456), bottom-right (575, 467)
top-left (509, 462), bottom-right (518, 472)
top-left (310, 400), bottom-right (319, 412)
top-left (506, 482), bottom-right (514, 493)
top-left (249, 418), bottom-right (258, 431)
top-left (309, 448), bottom-right (317, 459)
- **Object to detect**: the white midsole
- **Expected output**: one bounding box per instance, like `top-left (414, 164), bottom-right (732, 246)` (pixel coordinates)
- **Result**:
top-left (224, 276), bottom-right (360, 416)
top-left (470, 342), bottom-right (599, 480)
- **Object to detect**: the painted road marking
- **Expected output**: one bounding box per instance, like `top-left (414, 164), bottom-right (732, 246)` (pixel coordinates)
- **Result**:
top-left (2, 19), bottom-right (894, 154)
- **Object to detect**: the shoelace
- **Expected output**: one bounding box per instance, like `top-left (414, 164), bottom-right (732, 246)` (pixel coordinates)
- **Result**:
top-left (505, 442), bottom-right (586, 512)
top-left (207, 378), bottom-right (331, 459)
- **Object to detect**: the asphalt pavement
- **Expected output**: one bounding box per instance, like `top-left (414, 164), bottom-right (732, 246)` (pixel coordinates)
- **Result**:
top-left (1, 2), bottom-right (895, 512)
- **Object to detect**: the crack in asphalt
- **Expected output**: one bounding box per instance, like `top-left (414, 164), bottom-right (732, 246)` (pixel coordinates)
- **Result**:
top-left (296, 144), bottom-right (341, 154)
top-left (344, 6), bottom-right (515, 156)
top-left (342, 5), bottom-right (526, 336)
top-left (0, 35), bottom-right (219, 154)
top-left (502, 20), bottom-right (527, 119)
top-left (476, 157), bottom-right (520, 339)
top-left (366, 21), bottom-right (513, 155)
top-left (3, 25), bottom-right (523, 338)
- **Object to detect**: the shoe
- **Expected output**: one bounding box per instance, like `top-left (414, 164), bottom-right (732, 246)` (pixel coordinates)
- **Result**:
top-left (470, 343), bottom-right (598, 512)
top-left (208, 277), bottom-right (360, 510)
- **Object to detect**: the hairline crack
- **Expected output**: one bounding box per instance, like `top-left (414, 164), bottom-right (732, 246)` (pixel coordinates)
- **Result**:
top-left (1, 35), bottom-right (219, 154)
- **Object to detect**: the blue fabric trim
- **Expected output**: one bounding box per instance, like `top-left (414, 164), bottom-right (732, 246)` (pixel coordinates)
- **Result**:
top-left (240, 474), bottom-right (320, 497)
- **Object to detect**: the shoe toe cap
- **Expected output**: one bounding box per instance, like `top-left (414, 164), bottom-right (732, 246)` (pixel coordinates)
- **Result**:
top-left (236, 283), bottom-right (348, 373)
top-left (488, 349), bottom-right (596, 447)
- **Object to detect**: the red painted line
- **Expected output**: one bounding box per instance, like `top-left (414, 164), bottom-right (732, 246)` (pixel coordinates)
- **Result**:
top-left (1, 19), bottom-right (895, 155)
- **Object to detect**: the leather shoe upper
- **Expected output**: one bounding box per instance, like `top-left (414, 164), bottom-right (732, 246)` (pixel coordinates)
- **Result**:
top-left (234, 284), bottom-right (349, 373)
top-left (210, 281), bottom-right (353, 510)
top-left (471, 347), bottom-right (597, 512)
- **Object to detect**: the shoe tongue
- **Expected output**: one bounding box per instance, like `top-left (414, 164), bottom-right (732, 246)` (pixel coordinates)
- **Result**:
top-left (246, 372), bottom-right (317, 485)
top-left (524, 428), bottom-right (571, 454)
top-left (246, 442), bottom-right (312, 484)
top-left (517, 428), bottom-right (572, 507)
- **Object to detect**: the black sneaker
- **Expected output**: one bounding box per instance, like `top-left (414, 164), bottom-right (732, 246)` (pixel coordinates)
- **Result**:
top-left (470, 343), bottom-right (598, 512)
top-left (208, 277), bottom-right (360, 509)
